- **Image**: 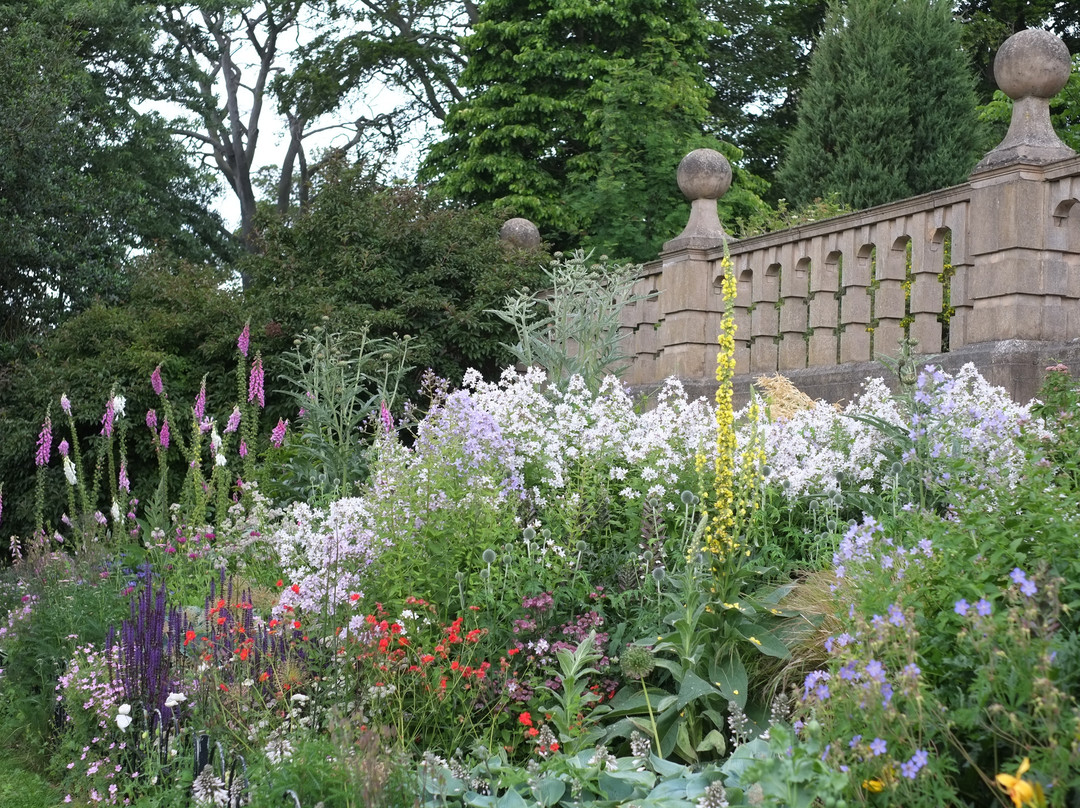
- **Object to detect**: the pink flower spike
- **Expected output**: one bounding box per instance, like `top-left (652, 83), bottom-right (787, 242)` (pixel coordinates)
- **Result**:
top-left (238, 321), bottom-right (250, 357)
top-left (101, 398), bottom-right (115, 438)
top-left (239, 441), bottom-right (248, 458)
top-left (151, 365), bottom-right (163, 396)
top-left (35, 414), bottom-right (52, 467)
top-left (248, 355), bottom-right (265, 409)
top-left (119, 461), bottom-right (130, 492)
top-left (380, 400), bottom-right (394, 433)
top-left (58, 439), bottom-right (70, 457)
top-left (60, 394), bottom-right (71, 415)
top-left (146, 409), bottom-right (157, 431)
top-left (225, 406), bottom-right (241, 433)
top-left (194, 377), bottom-right (207, 422)
top-left (160, 419), bottom-right (170, 449)
top-left (270, 418), bottom-right (288, 448)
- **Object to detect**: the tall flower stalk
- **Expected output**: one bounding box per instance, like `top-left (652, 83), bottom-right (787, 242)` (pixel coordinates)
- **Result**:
top-left (696, 244), bottom-right (739, 592)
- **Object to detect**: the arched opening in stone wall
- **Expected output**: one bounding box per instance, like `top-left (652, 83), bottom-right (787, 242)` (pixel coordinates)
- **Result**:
top-left (934, 228), bottom-right (954, 352)
top-left (857, 243), bottom-right (876, 361)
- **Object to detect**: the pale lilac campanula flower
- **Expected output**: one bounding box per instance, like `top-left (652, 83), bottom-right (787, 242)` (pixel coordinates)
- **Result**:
top-left (238, 322), bottom-right (250, 357)
top-left (270, 418), bottom-right (288, 448)
top-left (151, 365), bottom-right (163, 396)
top-left (35, 414), bottom-right (52, 467)
top-left (248, 355), bottom-right (265, 408)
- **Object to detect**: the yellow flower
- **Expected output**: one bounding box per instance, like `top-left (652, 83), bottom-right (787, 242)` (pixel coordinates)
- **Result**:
top-left (862, 778), bottom-right (885, 793)
top-left (996, 758), bottom-right (1044, 808)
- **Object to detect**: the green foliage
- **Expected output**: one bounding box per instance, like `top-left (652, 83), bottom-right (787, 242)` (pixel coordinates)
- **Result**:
top-left (0, 1), bottom-right (231, 337)
top-left (778, 0), bottom-right (981, 209)
top-left (490, 250), bottom-right (643, 390)
top-left (243, 725), bottom-right (420, 808)
top-left (421, 0), bottom-right (764, 262)
top-left (268, 324), bottom-right (413, 504)
top-left (243, 160), bottom-right (548, 387)
top-left (0, 257), bottom-right (245, 545)
top-left (0, 545), bottom-right (129, 755)
top-left (741, 722), bottom-right (849, 808)
top-left (417, 743), bottom-right (743, 808)
top-left (703, 0), bottom-right (829, 198)
top-left (734, 194), bottom-right (853, 238)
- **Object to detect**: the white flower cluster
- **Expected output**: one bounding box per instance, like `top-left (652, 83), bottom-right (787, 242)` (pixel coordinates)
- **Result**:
top-left (755, 364), bottom-right (1039, 500)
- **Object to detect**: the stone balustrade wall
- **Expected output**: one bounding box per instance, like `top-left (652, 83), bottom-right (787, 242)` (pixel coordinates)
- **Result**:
top-left (607, 29), bottom-right (1080, 402)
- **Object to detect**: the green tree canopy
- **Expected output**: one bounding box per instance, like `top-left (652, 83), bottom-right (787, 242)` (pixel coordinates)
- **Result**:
top-left (420, 0), bottom-right (765, 262)
top-left (703, 0), bottom-right (828, 198)
top-left (777, 0), bottom-right (981, 210)
top-left (242, 159), bottom-right (548, 384)
top-left (0, 0), bottom-right (232, 338)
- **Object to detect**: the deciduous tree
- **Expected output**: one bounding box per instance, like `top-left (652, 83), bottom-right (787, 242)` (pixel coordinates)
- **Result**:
top-left (420, 0), bottom-right (765, 261)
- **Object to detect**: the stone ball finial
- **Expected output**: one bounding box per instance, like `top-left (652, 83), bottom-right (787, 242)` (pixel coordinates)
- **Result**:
top-left (677, 148), bottom-right (732, 202)
top-left (499, 217), bottom-right (541, 250)
top-left (994, 29), bottom-right (1072, 101)
top-left (973, 28), bottom-right (1076, 172)
top-left (663, 149), bottom-right (732, 252)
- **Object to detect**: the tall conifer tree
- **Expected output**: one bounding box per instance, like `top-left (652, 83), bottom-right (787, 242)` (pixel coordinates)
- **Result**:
top-left (778, 0), bottom-right (980, 210)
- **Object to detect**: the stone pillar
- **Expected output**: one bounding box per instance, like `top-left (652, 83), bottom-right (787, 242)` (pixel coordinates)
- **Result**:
top-left (808, 240), bottom-right (840, 366)
top-left (750, 257), bottom-right (781, 372)
top-left (840, 232), bottom-right (873, 363)
top-left (778, 246), bottom-right (810, 370)
top-left (656, 149), bottom-right (733, 382)
top-left (967, 29), bottom-right (1080, 344)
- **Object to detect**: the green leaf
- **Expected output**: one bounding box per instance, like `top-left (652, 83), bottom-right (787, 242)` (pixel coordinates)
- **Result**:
top-left (530, 778), bottom-right (566, 806)
top-left (736, 621), bottom-right (791, 659)
top-left (676, 670), bottom-right (721, 710)
top-left (598, 772), bottom-right (636, 801)
top-left (648, 754), bottom-right (689, 778)
top-left (605, 685), bottom-right (676, 718)
top-left (696, 729), bottom-right (727, 755)
top-left (710, 650), bottom-right (749, 708)
top-left (495, 787), bottom-right (531, 808)
top-left (674, 719), bottom-right (698, 763)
